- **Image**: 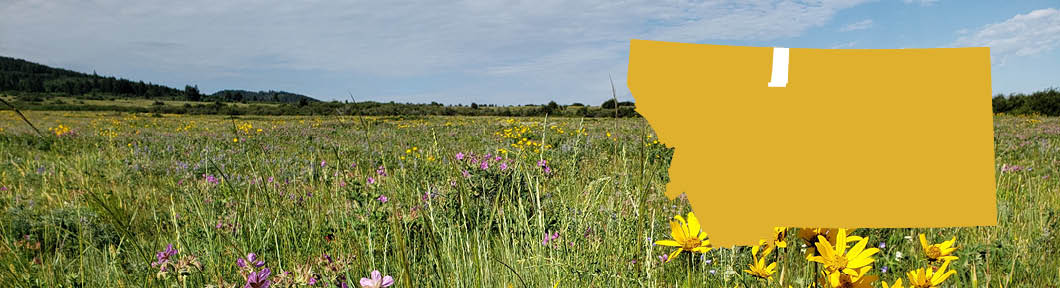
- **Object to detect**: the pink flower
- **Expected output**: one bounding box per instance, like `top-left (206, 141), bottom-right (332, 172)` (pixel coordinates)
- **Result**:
top-left (367, 177), bottom-right (376, 184)
top-left (360, 270), bottom-right (394, 288)
top-left (455, 152), bottom-right (465, 160)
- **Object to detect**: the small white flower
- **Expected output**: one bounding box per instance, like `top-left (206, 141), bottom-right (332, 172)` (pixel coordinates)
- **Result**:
top-left (894, 251), bottom-right (904, 260)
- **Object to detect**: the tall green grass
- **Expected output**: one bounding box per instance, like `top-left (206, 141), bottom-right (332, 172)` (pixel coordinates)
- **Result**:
top-left (0, 111), bottom-right (1056, 287)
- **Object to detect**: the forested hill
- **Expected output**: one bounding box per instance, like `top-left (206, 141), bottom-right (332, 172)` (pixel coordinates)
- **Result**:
top-left (0, 56), bottom-right (317, 103)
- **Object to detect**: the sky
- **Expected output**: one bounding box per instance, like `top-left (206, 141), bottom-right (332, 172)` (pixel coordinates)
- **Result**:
top-left (2, 0), bottom-right (1058, 105)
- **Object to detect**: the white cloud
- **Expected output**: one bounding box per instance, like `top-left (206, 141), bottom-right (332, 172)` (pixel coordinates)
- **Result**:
top-left (839, 19), bottom-right (873, 32)
top-left (0, 0), bottom-right (871, 103)
top-left (952, 8), bottom-right (1060, 63)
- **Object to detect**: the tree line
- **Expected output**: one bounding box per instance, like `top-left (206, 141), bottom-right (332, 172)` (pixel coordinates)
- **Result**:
top-left (992, 88), bottom-right (1060, 116)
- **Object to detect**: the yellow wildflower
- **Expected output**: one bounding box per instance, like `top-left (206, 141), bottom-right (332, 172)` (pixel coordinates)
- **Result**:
top-left (654, 211), bottom-right (712, 262)
top-left (918, 234), bottom-right (958, 262)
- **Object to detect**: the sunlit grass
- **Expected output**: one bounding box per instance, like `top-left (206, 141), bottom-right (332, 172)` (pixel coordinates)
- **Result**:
top-left (0, 111), bottom-right (1056, 287)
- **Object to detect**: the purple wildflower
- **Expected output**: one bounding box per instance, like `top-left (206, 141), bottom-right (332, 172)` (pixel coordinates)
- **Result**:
top-left (658, 254), bottom-right (669, 263)
top-left (0, 186), bottom-right (7, 191)
top-left (203, 174), bottom-right (220, 185)
top-left (461, 170), bottom-right (470, 178)
top-left (376, 166), bottom-right (388, 177)
top-left (455, 152), bottom-right (465, 160)
top-left (267, 176), bottom-right (274, 183)
top-left (1002, 164), bottom-right (1025, 173)
top-left (367, 177), bottom-right (376, 185)
top-left (321, 160), bottom-right (327, 167)
top-left (151, 244), bottom-right (178, 271)
top-left (479, 160), bottom-right (489, 170)
top-left (237, 253), bottom-right (265, 268)
top-left (499, 162), bottom-right (508, 171)
top-left (880, 266), bottom-right (889, 273)
top-left (377, 195), bottom-right (389, 204)
top-left (359, 270), bottom-right (394, 288)
top-left (541, 231), bottom-right (560, 246)
top-left (878, 242), bottom-right (886, 249)
top-left (244, 267), bottom-right (272, 288)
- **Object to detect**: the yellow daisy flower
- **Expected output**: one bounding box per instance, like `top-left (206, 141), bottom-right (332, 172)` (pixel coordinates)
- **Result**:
top-left (882, 279), bottom-right (905, 288)
top-left (906, 259), bottom-right (956, 288)
top-left (820, 266), bottom-right (877, 288)
top-left (772, 227), bottom-right (788, 249)
top-left (798, 228), bottom-right (863, 258)
top-left (654, 211), bottom-right (711, 262)
top-left (918, 234), bottom-right (958, 262)
top-left (743, 240), bottom-right (777, 280)
top-left (809, 228), bottom-right (879, 284)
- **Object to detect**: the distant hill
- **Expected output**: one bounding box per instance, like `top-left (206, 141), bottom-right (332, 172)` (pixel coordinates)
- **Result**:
top-left (0, 55), bottom-right (317, 103)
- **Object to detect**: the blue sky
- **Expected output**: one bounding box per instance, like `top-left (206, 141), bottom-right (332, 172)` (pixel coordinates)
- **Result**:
top-left (2, 0), bottom-right (1058, 105)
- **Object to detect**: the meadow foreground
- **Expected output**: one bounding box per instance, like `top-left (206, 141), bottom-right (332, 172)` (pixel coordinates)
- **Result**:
top-left (0, 111), bottom-right (1056, 287)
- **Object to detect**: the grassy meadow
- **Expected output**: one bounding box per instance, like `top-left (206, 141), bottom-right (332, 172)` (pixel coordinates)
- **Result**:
top-left (0, 110), bottom-right (1056, 287)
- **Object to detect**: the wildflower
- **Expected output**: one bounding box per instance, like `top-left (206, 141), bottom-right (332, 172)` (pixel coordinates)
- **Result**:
top-left (654, 211), bottom-right (712, 262)
top-left (499, 162), bottom-right (509, 171)
top-left (821, 267), bottom-right (877, 288)
top-left (878, 242), bottom-right (886, 249)
top-left (1001, 164), bottom-right (1024, 173)
top-left (367, 177), bottom-right (376, 185)
top-left (918, 234), bottom-right (958, 262)
top-left (237, 253), bottom-right (265, 268)
top-left (882, 279), bottom-right (905, 288)
top-left (541, 231), bottom-right (560, 246)
top-left (376, 166), bottom-right (388, 176)
top-left (480, 160), bottom-right (489, 170)
top-left (771, 227), bottom-right (788, 249)
top-left (359, 270), bottom-right (394, 288)
top-left (455, 152), bottom-right (465, 160)
top-left (377, 195), bottom-right (388, 204)
top-left (245, 267), bottom-right (272, 288)
top-left (881, 266), bottom-right (889, 273)
top-left (657, 254), bottom-right (669, 263)
top-left (151, 244), bottom-right (179, 271)
top-left (1, 186), bottom-right (8, 191)
top-left (743, 240), bottom-right (777, 281)
top-left (808, 228), bottom-right (879, 283)
top-left (321, 160), bottom-right (327, 167)
top-left (461, 170), bottom-right (470, 178)
top-left (905, 259), bottom-right (956, 288)
top-left (798, 228), bottom-right (862, 258)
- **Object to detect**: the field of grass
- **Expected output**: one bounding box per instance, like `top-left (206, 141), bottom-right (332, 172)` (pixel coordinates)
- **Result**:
top-left (0, 110), bottom-right (1056, 287)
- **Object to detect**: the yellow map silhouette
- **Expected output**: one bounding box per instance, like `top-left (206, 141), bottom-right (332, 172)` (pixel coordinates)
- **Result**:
top-left (627, 40), bottom-right (997, 247)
